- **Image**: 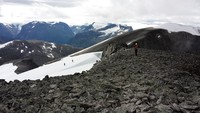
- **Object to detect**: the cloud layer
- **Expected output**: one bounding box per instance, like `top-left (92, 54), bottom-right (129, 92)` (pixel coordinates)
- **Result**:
top-left (0, 0), bottom-right (200, 27)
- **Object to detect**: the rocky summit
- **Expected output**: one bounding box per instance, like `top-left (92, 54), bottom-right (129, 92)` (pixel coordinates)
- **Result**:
top-left (0, 48), bottom-right (200, 113)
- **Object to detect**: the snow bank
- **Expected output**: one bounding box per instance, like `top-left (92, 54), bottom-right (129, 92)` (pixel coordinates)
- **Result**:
top-left (0, 52), bottom-right (102, 82)
top-left (0, 41), bottom-right (13, 49)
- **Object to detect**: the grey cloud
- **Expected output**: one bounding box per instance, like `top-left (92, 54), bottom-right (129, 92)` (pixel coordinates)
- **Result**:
top-left (2, 0), bottom-right (33, 4)
top-left (87, 0), bottom-right (200, 25)
top-left (40, 0), bottom-right (86, 7)
top-left (2, 0), bottom-right (87, 7)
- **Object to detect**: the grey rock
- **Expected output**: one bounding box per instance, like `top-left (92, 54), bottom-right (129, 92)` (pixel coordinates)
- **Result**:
top-left (134, 92), bottom-right (148, 99)
top-left (136, 100), bottom-right (142, 105)
top-left (155, 104), bottom-right (173, 113)
top-left (180, 102), bottom-right (199, 110)
top-left (192, 95), bottom-right (200, 104)
top-left (49, 89), bottom-right (55, 93)
top-left (180, 108), bottom-right (190, 113)
top-left (171, 103), bottom-right (180, 111)
top-left (53, 92), bottom-right (62, 98)
top-left (50, 84), bottom-right (57, 89)
top-left (156, 95), bottom-right (163, 105)
top-left (74, 106), bottom-right (85, 113)
top-left (114, 103), bottom-right (136, 113)
top-left (138, 104), bottom-right (151, 112)
top-left (61, 104), bottom-right (74, 112)
top-left (100, 109), bottom-right (109, 113)
top-left (149, 95), bottom-right (156, 100)
top-left (0, 104), bottom-right (10, 113)
top-left (55, 98), bottom-right (62, 106)
top-left (30, 84), bottom-right (36, 88)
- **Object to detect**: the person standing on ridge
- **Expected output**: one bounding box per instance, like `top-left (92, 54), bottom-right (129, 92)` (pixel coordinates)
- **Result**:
top-left (134, 42), bottom-right (139, 56)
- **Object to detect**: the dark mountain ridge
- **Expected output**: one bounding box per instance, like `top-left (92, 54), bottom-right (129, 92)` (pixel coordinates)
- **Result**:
top-left (0, 23), bottom-right (15, 43)
top-left (16, 21), bottom-right (74, 44)
top-left (0, 40), bottom-right (80, 73)
top-left (70, 27), bottom-right (200, 57)
top-left (0, 22), bottom-right (133, 47)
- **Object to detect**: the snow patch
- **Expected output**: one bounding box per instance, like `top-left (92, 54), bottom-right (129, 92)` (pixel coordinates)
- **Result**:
top-left (50, 22), bottom-right (59, 25)
top-left (0, 41), bottom-right (13, 49)
top-left (92, 22), bottom-right (107, 30)
top-left (0, 52), bottom-right (102, 82)
top-left (47, 54), bottom-right (54, 58)
top-left (103, 26), bottom-right (120, 35)
top-left (20, 50), bottom-right (24, 53)
top-left (51, 43), bottom-right (57, 48)
top-left (42, 44), bottom-right (46, 49)
top-left (0, 63), bottom-right (18, 79)
top-left (47, 46), bottom-right (53, 51)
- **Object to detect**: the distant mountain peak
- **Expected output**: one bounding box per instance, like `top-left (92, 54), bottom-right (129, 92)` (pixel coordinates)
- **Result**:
top-left (17, 21), bottom-right (74, 44)
top-left (70, 22), bottom-right (133, 48)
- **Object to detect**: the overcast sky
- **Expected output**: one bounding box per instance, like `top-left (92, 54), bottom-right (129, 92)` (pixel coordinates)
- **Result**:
top-left (0, 0), bottom-right (200, 28)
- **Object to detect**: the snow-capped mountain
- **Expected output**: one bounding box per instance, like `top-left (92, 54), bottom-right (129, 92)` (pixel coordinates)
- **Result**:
top-left (5, 23), bottom-right (22, 36)
top-left (71, 22), bottom-right (132, 35)
top-left (69, 22), bottom-right (133, 48)
top-left (0, 40), bottom-right (79, 73)
top-left (16, 21), bottom-right (74, 44)
top-left (0, 24), bottom-right (200, 81)
top-left (155, 23), bottom-right (200, 36)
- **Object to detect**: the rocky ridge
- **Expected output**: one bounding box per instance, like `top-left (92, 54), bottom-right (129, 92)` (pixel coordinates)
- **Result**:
top-left (0, 48), bottom-right (200, 113)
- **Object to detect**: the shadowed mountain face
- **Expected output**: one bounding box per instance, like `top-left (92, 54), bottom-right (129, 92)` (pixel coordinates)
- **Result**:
top-left (0, 40), bottom-right (80, 72)
top-left (0, 23), bottom-right (15, 44)
top-left (136, 29), bottom-right (200, 54)
top-left (135, 29), bottom-right (172, 50)
top-left (70, 28), bottom-right (200, 56)
top-left (16, 22), bottom-right (74, 44)
top-left (13, 58), bottom-right (39, 74)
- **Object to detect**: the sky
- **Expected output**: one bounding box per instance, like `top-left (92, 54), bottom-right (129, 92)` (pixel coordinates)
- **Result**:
top-left (0, 0), bottom-right (200, 28)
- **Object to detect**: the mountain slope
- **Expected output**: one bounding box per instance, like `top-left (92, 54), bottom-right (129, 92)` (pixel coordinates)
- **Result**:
top-left (16, 21), bottom-right (74, 44)
top-left (0, 48), bottom-right (199, 112)
top-left (0, 40), bottom-right (79, 73)
top-left (69, 22), bottom-right (133, 48)
top-left (0, 23), bottom-right (15, 43)
top-left (5, 23), bottom-right (22, 37)
top-left (69, 27), bottom-right (200, 57)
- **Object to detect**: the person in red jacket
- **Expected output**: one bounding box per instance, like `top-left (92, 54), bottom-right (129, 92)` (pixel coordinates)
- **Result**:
top-left (134, 42), bottom-right (139, 56)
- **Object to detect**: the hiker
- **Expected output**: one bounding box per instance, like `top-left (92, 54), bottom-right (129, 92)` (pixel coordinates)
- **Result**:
top-left (134, 42), bottom-right (139, 56)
